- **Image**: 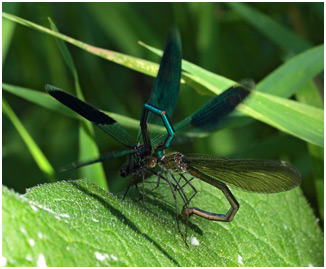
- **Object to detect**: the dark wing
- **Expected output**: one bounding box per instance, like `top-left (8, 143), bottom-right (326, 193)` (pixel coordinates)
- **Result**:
top-left (139, 29), bottom-right (182, 145)
top-left (175, 85), bottom-right (250, 132)
top-left (147, 28), bottom-right (182, 122)
top-left (184, 153), bottom-right (301, 193)
top-left (46, 84), bottom-right (133, 147)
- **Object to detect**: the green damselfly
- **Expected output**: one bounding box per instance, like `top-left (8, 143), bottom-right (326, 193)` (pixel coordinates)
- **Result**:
top-left (47, 29), bottom-right (301, 246)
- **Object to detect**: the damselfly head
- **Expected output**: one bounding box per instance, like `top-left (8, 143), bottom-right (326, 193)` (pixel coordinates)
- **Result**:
top-left (145, 156), bottom-right (158, 168)
top-left (120, 164), bottom-right (130, 178)
top-left (144, 156), bottom-right (158, 168)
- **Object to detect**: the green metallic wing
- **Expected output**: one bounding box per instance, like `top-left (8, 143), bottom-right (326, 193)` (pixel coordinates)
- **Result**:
top-left (184, 153), bottom-right (301, 193)
top-left (175, 85), bottom-right (250, 132)
top-left (147, 28), bottom-right (182, 122)
top-left (138, 29), bottom-right (182, 145)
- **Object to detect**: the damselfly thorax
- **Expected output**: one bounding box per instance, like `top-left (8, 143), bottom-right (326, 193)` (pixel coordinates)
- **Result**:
top-left (160, 152), bottom-right (187, 173)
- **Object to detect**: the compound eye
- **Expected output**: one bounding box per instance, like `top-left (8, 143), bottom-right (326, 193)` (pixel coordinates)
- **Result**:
top-left (147, 157), bottom-right (157, 168)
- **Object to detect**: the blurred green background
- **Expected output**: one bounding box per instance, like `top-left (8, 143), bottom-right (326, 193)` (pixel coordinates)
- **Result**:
top-left (2, 2), bottom-right (323, 224)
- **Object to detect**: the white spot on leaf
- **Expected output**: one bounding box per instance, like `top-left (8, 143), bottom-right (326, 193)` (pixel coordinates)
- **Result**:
top-left (95, 252), bottom-right (106, 261)
top-left (190, 237), bottom-right (200, 246)
top-left (38, 233), bottom-right (43, 239)
top-left (30, 204), bottom-right (38, 211)
top-left (59, 213), bottom-right (70, 218)
top-left (238, 254), bottom-right (244, 266)
top-left (26, 254), bottom-right (33, 261)
top-left (37, 254), bottom-right (47, 267)
top-left (111, 255), bottom-right (118, 261)
top-left (28, 239), bottom-right (35, 247)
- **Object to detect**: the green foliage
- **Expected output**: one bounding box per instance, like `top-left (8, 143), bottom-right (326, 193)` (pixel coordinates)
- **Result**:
top-left (225, 2), bottom-right (312, 53)
top-left (2, 99), bottom-right (55, 182)
top-left (3, 179), bottom-right (323, 266)
top-left (2, 11), bottom-right (323, 147)
top-left (257, 45), bottom-right (324, 97)
top-left (2, 3), bottom-right (324, 266)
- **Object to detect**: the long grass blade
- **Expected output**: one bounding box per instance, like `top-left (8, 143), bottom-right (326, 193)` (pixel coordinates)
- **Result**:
top-left (225, 2), bottom-right (312, 53)
top-left (2, 98), bottom-right (55, 182)
top-left (49, 19), bottom-right (108, 190)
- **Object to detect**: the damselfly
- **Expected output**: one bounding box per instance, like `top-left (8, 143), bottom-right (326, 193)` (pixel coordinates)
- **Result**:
top-left (47, 30), bottom-right (301, 246)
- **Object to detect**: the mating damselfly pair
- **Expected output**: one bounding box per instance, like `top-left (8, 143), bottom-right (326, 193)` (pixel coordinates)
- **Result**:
top-left (46, 29), bottom-right (301, 246)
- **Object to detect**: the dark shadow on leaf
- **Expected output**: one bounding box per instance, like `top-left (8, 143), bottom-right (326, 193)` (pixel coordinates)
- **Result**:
top-left (120, 185), bottom-right (204, 236)
top-left (69, 181), bottom-right (181, 266)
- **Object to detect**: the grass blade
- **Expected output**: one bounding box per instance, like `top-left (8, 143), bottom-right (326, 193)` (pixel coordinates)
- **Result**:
top-left (296, 80), bottom-right (324, 221)
top-left (225, 2), bottom-right (312, 53)
top-left (48, 18), bottom-right (108, 191)
top-left (2, 3), bottom-right (19, 65)
top-left (2, 12), bottom-right (158, 77)
top-left (257, 45), bottom-right (324, 98)
top-left (88, 3), bottom-right (158, 55)
top-left (2, 98), bottom-right (55, 182)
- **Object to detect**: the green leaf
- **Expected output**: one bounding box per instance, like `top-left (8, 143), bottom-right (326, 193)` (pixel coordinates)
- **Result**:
top-left (49, 18), bottom-right (108, 191)
top-left (225, 2), bottom-right (312, 53)
top-left (257, 45), bottom-right (324, 98)
top-left (3, 179), bottom-right (323, 266)
top-left (2, 99), bottom-right (55, 182)
top-left (296, 80), bottom-right (324, 221)
top-left (2, 3), bottom-right (19, 65)
top-left (241, 90), bottom-right (323, 147)
top-left (88, 3), bottom-right (157, 55)
top-left (296, 80), bottom-right (323, 109)
top-left (2, 12), bottom-right (158, 77)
